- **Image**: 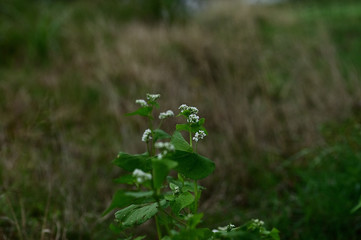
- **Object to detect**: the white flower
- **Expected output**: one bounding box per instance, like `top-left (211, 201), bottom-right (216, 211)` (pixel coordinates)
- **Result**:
top-left (188, 106), bottom-right (199, 114)
top-left (146, 93), bottom-right (160, 101)
top-left (132, 169), bottom-right (152, 183)
top-left (135, 99), bottom-right (148, 107)
top-left (187, 114), bottom-right (199, 124)
top-left (142, 129), bottom-right (152, 142)
top-left (251, 219), bottom-right (264, 227)
top-left (155, 142), bottom-right (175, 159)
top-left (159, 110), bottom-right (174, 119)
top-left (155, 142), bottom-right (175, 151)
top-left (217, 223), bottom-right (236, 232)
top-left (212, 229), bottom-right (220, 233)
top-left (178, 104), bottom-right (199, 115)
top-left (193, 130), bottom-right (206, 142)
top-left (179, 104), bottom-right (188, 111)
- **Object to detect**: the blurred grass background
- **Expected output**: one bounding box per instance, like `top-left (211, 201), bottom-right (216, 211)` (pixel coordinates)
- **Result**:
top-left (0, 0), bottom-right (361, 239)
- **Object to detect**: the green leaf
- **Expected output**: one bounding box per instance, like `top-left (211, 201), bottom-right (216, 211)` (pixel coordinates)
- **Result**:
top-left (187, 213), bottom-right (203, 228)
top-left (269, 228), bottom-right (280, 240)
top-left (115, 202), bottom-right (159, 227)
top-left (113, 174), bottom-right (135, 184)
top-left (171, 192), bottom-right (194, 214)
top-left (114, 204), bottom-right (138, 220)
top-left (125, 191), bottom-right (153, 198)
top-left (198, 118), bottom-right (205, 126)
top-left (169, 150), bottom-right (215, 180)
top-left (126, 106), bottom-right (153, 117)
top-left (176, 124), bottom-right (191, 132)
top-left (152, 159), bottom-right (178, 188)
top-left (153, 129), bottom-right (171, 142)
top-left (113, 152), bottom-right (151, 172)
top-left (164, 194), bottom-right (175, 201)
top-left (104, 190), bottom-right (135, 215)
top-left (171, 131), bottom-right (192, 152)
top-left (103, 190), bottom-right (153, 215)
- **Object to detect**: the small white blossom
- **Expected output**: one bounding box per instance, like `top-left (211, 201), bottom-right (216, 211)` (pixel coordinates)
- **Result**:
top-left (193, 130), bottom-right (206, 142)
top-left (159, 110), bottom-right (174, 119)
top-left (250, 219), bottom-right (264, 229)
top-left (142, 129), bottom-right (152, 142)
top-left (157, 153), bottom-right (164, 160)
top-left (188, 106), bottom-right (199, 114)
top-left (179, 104), bottom-right (188, 111)
top-left (155, 142), bottom-right (175, 159)
top-left (132, 169), bottom-right (152, 183)
top-left (217, 223), bottom-right (236, 232)
top-left (212, 229), bottom-right (220, 233)
top-left (155, 142), bottom-right (175, 151)
top-left (178, 104), bottom-right (199, 115)
top-left (187, 114), bottom-right (199, 124)
top-left (135, 99), bottom-right (148, 107)
top-left (146, 93), bottom-right (160, 102)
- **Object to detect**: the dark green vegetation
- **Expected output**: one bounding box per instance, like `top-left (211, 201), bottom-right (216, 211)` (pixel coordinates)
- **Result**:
top-left (1, 0), bottom-right (361, 239)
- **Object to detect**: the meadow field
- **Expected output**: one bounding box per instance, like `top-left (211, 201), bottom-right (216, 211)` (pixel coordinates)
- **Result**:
top-left (1, 0), bottom-right (361, 239)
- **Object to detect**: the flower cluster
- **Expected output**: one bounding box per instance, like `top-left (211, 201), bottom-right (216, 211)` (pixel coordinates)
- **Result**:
top-left (179, 104), bottom-right (200, 124)
top-left (132, 169), bottom-right (152, 183)
top-left (252, 219), bottom-right (264, 227)
top-left (193, 130), bottom-right (206, 142)
top-left (159, 110), bottom-right (174, 120)
top-left (212, 223), bottom-right (236, 233)
top-left (135, 99), bottom-right (148, 107)
top-left (179, 104), bottom-right (199, 115)
top-left (146, 93), bottom-right (161, 102)
top-left (248, 219), bottom-right (265, 231)
top-left (155, 142), bottom-right (175, 159)
top-left (142, 129), bottom-right (152, 142)
top-left (187, 114), bottom-right (199, 124)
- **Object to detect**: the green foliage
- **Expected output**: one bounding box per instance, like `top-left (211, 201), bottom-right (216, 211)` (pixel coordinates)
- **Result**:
top-left (171, 131), bottom-right (193, 152)
top-left (115, 202), bottom-right (160, 228)
top-left (170, 192), bottom-right (194, 214)
top-left (152, 159), bottom-right (178, 188)
top-left (113, 152), bottom-right (152, 172)
top-left (107, 94), bottom-right (280, 240)
top-left (171, 150), bottom-right (215, 180)
top-left (263, 120), bottom-right (361, 240)
top-left (104, 190), bottom-right (154, 215)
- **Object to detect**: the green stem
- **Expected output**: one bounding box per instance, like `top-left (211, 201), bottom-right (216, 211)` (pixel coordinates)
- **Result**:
top-left (193, 180), bottom-right (199, 214)
top-left (148, 114), bottom-right (163, 239)
top-left (158, 119), bottom-right (164, 129)
top-left (155, 215), bottom-right (163, 240)
top-left (189, 130), bottom-right (193, 148)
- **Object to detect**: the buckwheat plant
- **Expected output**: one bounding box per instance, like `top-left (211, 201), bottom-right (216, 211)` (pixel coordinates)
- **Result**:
top-left (105, 94), bottom-right (280, 240)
